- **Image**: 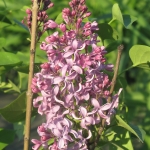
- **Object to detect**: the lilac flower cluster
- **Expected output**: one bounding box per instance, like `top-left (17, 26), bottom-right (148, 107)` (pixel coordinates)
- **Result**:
top-left (22, 0), bottom-right (54, 40)
top-left (31, 0), bottom-right (122, 149)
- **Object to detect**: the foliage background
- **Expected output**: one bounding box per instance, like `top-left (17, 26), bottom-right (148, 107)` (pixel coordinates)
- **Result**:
top-left (0, 0), bottom-right (150, 149)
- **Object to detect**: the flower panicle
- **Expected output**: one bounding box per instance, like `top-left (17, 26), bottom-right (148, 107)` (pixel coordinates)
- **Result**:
top-left (31, 0), bottom-right (122, 149)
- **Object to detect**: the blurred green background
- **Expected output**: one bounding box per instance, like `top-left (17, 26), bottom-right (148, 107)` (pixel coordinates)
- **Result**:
top-left (0, 0), bottom-right (150, 149)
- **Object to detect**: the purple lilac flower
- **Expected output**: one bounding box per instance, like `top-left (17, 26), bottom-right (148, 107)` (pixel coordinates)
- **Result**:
top-left (31, 0), bottom-right (122, 149)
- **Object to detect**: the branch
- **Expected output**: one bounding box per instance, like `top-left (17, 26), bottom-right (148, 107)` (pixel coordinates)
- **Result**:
top-left (24, 1), bottom-right (38, 150)
top-left (92, 44), bottom-right (124, 148)
top-left (107, 44), bottom-right (124, 103)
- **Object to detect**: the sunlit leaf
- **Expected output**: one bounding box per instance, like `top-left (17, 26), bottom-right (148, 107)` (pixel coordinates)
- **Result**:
top-left (4, 80), bottom-right (21, 93)
top-left (144, 134), bottom-right (150, 150)
top-left (55, 12), bottom-right (63, 24)
top-left (21, 6), bottom-right (30, 12)
top-left (0, 82), bottom-right (12, 89)
top-left (39, 138), bottom-right (54, 150)
top-left (0, 52), bottom-right (22, 66)
top-left (18, 72), bottom-right (28, 92)
top-left (97, 126), bottom-right (134, 150)
top-left (16, 51), bottom-right (47, 65)
top-left (0, 37), bottom-right (6, 48)
top-left (116, 115), bottom-right (145, 142)
top-left (129, 45), bottom-right (150, 70)
top-left (112, 3), bottom-right (137, 28)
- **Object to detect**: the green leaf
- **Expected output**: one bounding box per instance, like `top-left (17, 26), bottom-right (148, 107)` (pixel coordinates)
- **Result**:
top-left (39, 138), bottom-right (54, 150)
top-left (0, 66), bottom-right (11, 75)
top-left (115, 76), bottom-right (128, 91)
top-left (0, 92), bottom-right (26, 123)
top-left (122, 15), bottom-right (137, 29)
top-left (21, 6), bottom-right (30, 12)
top-left (16, 51), bottom-right (47, 65)
top-left (104, 39), bottom-right (121, 52)
top-left (0, 82), bottom-right (12, 89)
top-left (144, 134), bottom-right (150, 150)
top-left (97, 23), bottom-right (119, 44)
top-left (55, 12), bottom-right (63, 24)
top-left (112, 3), bottom-right (136, 28)
top-left (13, 19), bottom-right (29, 31)
top-left (0, 37), bottom-right (6, 48)
top-left (14, 63), bottom-right (41, 73)
top-left (0, 128), bottom-right (15, 149)
top-left (18, 72), bottom-right (28, 92)
top-left (128, 123), bottom-right (146, 141)
top-left (112, 4), bottom-right (123, 24)
top-left (109, 127), bottom-right (133, 150)
top-left (82, 17), bottom-right (89, 23)
top-left (97, 126), bottom-right (133, 150)
top-left (116, 115), bottom-right (145, 142)
top-left (0, 51), bottom-right (22, 66)
top-left (0, 13), bottom-right (12, 24)
top-left (129, 45), bottom-right (150, 70)
top-left (4, 80), bottom-right (20, 93)
top-left (13, 121), bottom-right (24, 140)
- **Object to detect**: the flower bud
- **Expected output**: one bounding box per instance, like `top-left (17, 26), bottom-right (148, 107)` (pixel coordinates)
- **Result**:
top-left (76, 18), bottom-right (82, 29)
top-left (45, 35), bottom-right (58, 43)
top-left (41, 135), bottom-right (50, 141)
top-left (71, 10), bottom-right (76, 16)
top-left (59, 23), bottom-right (66, 32)
top-left (45, 20), bottom-right (58, 29)
top-left (26, 8), bottom-right (32, 14)
top-left (48, 2), bottom-right (54, 8)
top-left (40, 63), bottom-right (49, 69)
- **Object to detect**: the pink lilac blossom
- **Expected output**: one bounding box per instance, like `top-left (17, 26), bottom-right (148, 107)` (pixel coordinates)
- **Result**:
top-left (31, 0), bottom-right (122, 149)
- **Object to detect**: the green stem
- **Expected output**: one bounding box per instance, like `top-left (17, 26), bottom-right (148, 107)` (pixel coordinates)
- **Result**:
top-left (108, 18), bottom-right (115, 25)
top-left (24, 1), bottom-right (38, 150)
top-left (118, 65), bottom-right (134, 76)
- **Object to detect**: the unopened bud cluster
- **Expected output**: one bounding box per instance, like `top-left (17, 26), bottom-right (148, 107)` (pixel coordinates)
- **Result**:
top-left (31, 0), bottom-right (122, 149)
top-left (22, 0), bottom-right (54, 40)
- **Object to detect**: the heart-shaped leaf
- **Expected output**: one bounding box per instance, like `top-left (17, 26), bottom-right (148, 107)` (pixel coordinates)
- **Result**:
top-left (129, 45), bottom-right (150, 70)
top-left (97, 23), bottom-right (119, 44)
top-left (112, 3), bottom-right (137, 28)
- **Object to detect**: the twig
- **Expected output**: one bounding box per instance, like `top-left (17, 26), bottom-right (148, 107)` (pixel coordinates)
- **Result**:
top-left (107, 44), bottom-right (124, 103)
top-left (24, 1), bottom-right (38, 150)
top-left (94, 44), bottom-right (124, 147)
